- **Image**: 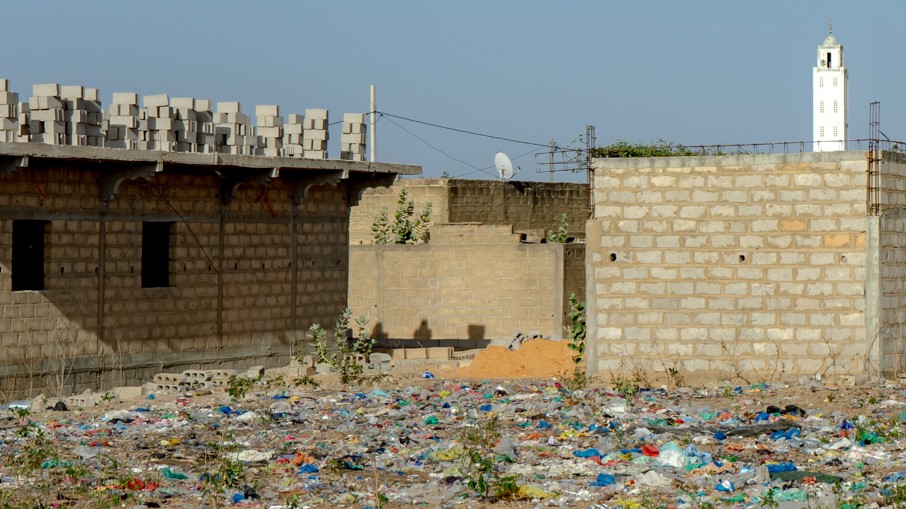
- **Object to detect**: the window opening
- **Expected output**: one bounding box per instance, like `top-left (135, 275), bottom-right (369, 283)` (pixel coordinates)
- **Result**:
top-left (142, 221), bottom-right (174, 288)
top-left (12, 220), bottom-right (48, 291)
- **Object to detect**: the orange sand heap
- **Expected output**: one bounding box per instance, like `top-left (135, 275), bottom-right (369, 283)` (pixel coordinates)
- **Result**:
top-left (454, 339), bottom-right (578, 379)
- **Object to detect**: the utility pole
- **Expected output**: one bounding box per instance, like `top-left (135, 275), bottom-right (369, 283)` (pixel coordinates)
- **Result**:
top-left (586, 125), bottom-right (596, 218)
top-left (370, 84), bottom-right (376, 163)
top-left (548, 139), bottom-right (555, 182)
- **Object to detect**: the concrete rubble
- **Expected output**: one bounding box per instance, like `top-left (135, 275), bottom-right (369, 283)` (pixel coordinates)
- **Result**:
top-left (1, 357), bottom-right (906, 508)
top-left (0, 77), bottom-right (368, 160)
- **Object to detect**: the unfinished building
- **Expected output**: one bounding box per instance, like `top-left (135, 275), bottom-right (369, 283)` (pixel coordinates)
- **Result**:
top-left (0, 142), bottom-right (417, 397)
top-left (587, 150), bottom-right (906, 383)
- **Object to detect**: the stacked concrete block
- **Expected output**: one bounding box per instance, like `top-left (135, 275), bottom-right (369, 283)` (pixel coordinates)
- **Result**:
top-left (302, 108), bottom-right (329, 159)
top-left (283, 113), bottom-right (304, 157)
top-left (340, 112), bottom-right (367, 161)
top-left (214, 101), bottom-right (256, 155)
top-left (138, 94), bottom-right (176, 152)
top-left (171, 97), bottom-right (198, 152)
top-left (195, 99), bottom-right (216, 153)
top-left (60, 85), bottom-right (103, 147)
top-left (104, 92), bottom-right (140, 149)
top-left (255, 104), bottom-right (283, 157)
top-left (28, 83), bottom-right (65, 145)
top-left (0, 79), bottom-right (19, 143)
top-left (16, 100), bottom-right (29, 142)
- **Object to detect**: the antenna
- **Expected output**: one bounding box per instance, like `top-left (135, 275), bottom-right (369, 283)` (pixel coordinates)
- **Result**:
top-left (494, 152), bottom-right (518, 180)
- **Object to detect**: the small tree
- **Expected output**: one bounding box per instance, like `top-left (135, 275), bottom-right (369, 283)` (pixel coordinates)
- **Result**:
top-left (372, 189), bottom-right (432, 244)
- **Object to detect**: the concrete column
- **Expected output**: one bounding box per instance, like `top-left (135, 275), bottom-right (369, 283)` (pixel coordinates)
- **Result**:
top-left (865, 215), bottom-right (882, 375)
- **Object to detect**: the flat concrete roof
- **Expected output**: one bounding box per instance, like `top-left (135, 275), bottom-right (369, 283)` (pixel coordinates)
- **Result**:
top-left (0, 142), bottom-right (421, 176)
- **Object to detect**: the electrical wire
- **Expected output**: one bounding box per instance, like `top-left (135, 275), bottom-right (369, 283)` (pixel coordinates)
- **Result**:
top-left (375, 111), bottom-right (551, 148)
top-left (451, 146), bottom-right (547, 179)
top-left (381, 114), bottom-right (493, 175)
top-left (147, 183), bottom-right (218, 272)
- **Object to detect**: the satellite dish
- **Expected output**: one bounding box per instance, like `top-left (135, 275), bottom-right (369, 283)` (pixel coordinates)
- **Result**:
top-left (494, 152), bottom-right (518, 180)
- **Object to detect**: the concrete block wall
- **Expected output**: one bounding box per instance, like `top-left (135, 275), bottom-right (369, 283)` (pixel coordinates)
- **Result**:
top-left (349, 178), bottom-right (588, 245)
top-left (878, 152), bottom-right (906, 374)
top-left (349, 223), bottom-right (582, 343)
top-left (0, 164), bottom-right (351, 398)
top-left (587, 152), bottom-right (872, 383)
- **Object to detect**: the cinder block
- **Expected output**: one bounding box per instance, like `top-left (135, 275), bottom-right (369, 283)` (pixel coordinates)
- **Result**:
top-left (195, 99), bottom-right (212, 111)
top-left (32, 83), bottom-right (60, 97)
top-left (143, 94), bottom-right (169, 108)
top-left (425, 347), bottom-right (453, 359)
top-left (306, 108), bottom-right (328, 120)
top-left (84, 88), bottom-right (99, 101)
top-left (112, 92), bottom-right (139, 105)
top-left (405, 348), bottom-right (428, 360)
top-left (255, 104), bottom-right (279, 116)
top-left (171, 97), bottom-right (195, 109)
top-left (287, 114), bottom-right (304, 124)
top-left (217, 101), bottom-right (241, 113)
top-left (60, 85), bottom-right (84, 99)
top-left (343, 112), bottom-right (366, 123)
top-left (0, 91), bottom-right (18, 105)
top-left (0, 79), bottom-right (8, 92)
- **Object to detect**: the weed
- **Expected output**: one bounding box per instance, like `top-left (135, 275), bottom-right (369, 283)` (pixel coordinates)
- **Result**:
top-left (306, 309), bottom-right (379, 386)
top-left (457, 416), bottom-right (515, 501)
top-left (226, 374), bottom-right (261, 400)
top-left (546, 213), bottom-right (570, 243)
top-left (611, 372), bottom-right (643, 408)
top-left (372, 189), bottom-right (432, 244)
top-left (294, 375), bottom-right (321, 389)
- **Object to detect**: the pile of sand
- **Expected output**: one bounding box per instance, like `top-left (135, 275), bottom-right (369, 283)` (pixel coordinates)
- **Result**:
top-left (454, 339), bottom-right (578, 379)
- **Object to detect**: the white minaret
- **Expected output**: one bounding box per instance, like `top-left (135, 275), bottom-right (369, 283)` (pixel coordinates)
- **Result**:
top-left (813, 23), bottom-right (848, 152)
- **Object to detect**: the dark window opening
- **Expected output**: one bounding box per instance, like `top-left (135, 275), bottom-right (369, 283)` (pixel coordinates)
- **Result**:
top-left (12, 220), bottom-right (49, 291)
top-left (142, 222), bottom-right (173, 288)
top-left (826, 52), bottom-right (831, 68)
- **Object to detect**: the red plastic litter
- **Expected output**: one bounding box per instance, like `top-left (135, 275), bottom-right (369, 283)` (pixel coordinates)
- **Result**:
top-left (642, 444), bottom-right (660, 457)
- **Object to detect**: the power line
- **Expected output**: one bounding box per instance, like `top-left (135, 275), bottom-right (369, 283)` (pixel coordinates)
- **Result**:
top-left (451, 146), bottom-right (547, 179)
top-left (375, 111), bottom-right (551, 148)
top-left (382, 114), bottom-right (490, 174)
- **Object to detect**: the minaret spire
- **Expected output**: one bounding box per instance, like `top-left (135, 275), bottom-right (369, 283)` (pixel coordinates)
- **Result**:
top-left (829, 18), bottom-right (833, 34)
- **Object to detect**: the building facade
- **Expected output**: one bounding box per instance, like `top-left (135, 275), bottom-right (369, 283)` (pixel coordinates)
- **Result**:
top-left (587, 151), bottom-right (906, 383)
top-left (0, 143), bottom-right (416, 397)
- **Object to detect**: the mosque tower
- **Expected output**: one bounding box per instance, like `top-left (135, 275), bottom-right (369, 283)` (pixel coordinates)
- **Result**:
top-left (813, 23), bottom-right (848, 151)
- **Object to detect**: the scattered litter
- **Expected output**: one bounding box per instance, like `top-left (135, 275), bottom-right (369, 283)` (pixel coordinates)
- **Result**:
top-left (0, 368), bottom-right (902, 507)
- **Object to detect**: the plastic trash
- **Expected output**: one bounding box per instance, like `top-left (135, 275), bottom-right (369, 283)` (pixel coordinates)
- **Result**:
top-left (298, 463), bottom-right (319, 474)
top-left (422, 371), bottom-right (435, 379)
top-left (765, 461), bottom-right (797, 473)
top-left (590, 473), bottom-right (617, 487)
top-left (716, 479), bottom-right (735, 492)
top-left (653, 441), bottom-right (686, 468)
top-left (160, 467), bottom-right (189, 480)
top-left (517, 484), bottom-right (557, 499)
top-left (573, 448), bottom-right (602, 458)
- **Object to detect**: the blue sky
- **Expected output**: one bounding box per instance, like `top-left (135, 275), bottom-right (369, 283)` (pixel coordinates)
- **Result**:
top-left (3, 1), bottom-right (905, 181)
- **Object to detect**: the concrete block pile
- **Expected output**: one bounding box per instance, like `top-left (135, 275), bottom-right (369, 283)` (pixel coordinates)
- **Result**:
top-left (104, 92), bottom-right (140, 149)
top-left (138, 94), bottom-right (176, 152)
top-left (283, 113), bottom-right (305, 157)
top-left (0, 78), bottom-right (367, 161)
top-left (60, 85), bottom-right (103, 147)
top-left (303, 108), bottom-right (329, 159)
top-left (255, 104), bottom-right (283, 157)
top-left (195, 99), bottom-right (215, 153)
top-left (0, 80), bottom-right (20, 143)
top-left (340, 112), bottom-right (367, 161)
top-left (169, 97), bottom-right (197, 152)
top-left (28, 83), bottom-right (66, 146)
top-left (214, 101), bottom-right (256, 155)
